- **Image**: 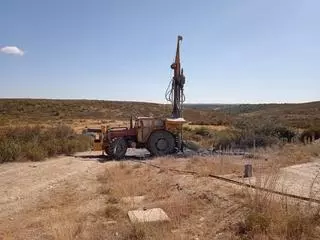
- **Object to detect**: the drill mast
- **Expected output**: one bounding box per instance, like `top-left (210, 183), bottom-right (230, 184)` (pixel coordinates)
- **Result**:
top-left (165, 35), bottom-right (185, 118)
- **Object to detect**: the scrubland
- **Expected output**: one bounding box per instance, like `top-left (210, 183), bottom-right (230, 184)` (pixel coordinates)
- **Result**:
top-left (0, 99), bottom-right (320, 239)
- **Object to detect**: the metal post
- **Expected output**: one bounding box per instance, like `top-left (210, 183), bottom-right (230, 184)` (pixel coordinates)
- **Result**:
top-left (244, 164), bottom-right (253, 178)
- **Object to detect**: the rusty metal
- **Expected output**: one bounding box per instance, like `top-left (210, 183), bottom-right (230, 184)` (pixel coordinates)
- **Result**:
top-left (167, 35), bottom-right (185, 119)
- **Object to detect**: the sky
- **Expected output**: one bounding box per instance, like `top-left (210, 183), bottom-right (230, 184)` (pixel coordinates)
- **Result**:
top-left (0, 0), bottom-right (319, 104)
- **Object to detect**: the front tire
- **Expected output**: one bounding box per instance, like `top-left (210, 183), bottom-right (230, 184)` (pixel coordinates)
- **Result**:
top-left (147, 130), bottom-right (176, 156)
top-left (106, 138), bottom-right (128, 160)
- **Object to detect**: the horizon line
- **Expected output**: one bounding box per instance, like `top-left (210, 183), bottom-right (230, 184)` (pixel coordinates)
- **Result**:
top-left (0, 97), bottom-right (319, 105)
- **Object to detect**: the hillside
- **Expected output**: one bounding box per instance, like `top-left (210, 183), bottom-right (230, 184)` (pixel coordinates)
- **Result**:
top-left (0, 99), bottom-right (227, 126)
top-left (186, 101), bottom-right (320, 128)
top-left (0, 99), bottom-right (319, 128)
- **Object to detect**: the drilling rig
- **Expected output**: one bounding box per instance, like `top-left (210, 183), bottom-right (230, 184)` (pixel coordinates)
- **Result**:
top-left (165, 35), bottom-right (186, 151)
top-left (101, 35), bottom-right (186, 159)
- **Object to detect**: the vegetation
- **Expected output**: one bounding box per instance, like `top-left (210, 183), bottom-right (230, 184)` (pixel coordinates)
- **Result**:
top-left (1, 99), bottom-right (320, 239)
top-left (0, 125), bottom-right (91, 163)
top-left (300, 127), bottom-right (320, 143)
top-left (2, 143), bottom-right (320, 239)
top-left (237, 175), bottom-right (320, 240)
top-left (0, 99), bottom-right (225, 125)
top-left (183, 119), bottom-right (299, 149)
top-left (0, 98), bottom-right (319, 159)
top-left (95, 154), bottom-right (320, 239)
top-left (0, 99), bottom-right (319, 129)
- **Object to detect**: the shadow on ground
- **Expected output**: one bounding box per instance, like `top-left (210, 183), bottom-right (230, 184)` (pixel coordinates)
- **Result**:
top-left (75, 153), bottom-right (151, 163)
top-left (73, 147), bottom-right (203, 163)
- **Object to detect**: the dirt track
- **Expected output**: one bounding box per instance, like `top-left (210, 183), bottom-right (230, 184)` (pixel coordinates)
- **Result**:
top-left (0, 152), bottom-right (113, 240)
top-left (0, 152), bottom-right (245, 240)
top-left (1, 150), bottom-right (320, 240)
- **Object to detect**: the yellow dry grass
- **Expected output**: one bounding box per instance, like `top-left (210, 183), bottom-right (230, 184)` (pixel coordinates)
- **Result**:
top-left (186, 123), bottom-right (229, 131)
top-left (2, 142), bottom-right (320, 239)
top-left (95, 160), bottom-right (246, 239)
top-left (236, 172), bottom-right (320, 240)
top-left (255, 143), bottom-right (320, 169)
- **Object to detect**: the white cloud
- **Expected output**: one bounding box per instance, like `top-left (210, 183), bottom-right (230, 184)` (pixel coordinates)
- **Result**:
top-left (0, 46), bottom-right (25, 56)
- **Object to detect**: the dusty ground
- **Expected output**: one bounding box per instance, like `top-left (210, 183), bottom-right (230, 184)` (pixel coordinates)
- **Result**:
top-left (0, 152), bottom-right (248, 240)
top-left (0, 152), bottom-right (112, 240)
top-left (0, 146), bottom-right (319, 240)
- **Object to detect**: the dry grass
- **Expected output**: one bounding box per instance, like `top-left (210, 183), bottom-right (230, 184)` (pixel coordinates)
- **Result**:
top-left (96, 163), bottom-right (178, 239)
top-left (1, 99), bottom-right (319, 129)
top-left (234, 146), bottom-right (320, 240)
top-left (1, 180), bottom-right (100, 240)
top-left (2, 142), bottom-right (320, 239)
top-left (256, 143), bottom-right (320, 169)
top-left (0, 125), bottom-right (91, 163)
top-left (186, 123), bottom-right (229, 131)
top-left (183, 155), bottom-right (244, 176)
top-left (0, 99), bottom-right (228, 127)
top-left (237, 184), bottom-right (320, 239)
top-left (94, 161), bottom-right (243, 239)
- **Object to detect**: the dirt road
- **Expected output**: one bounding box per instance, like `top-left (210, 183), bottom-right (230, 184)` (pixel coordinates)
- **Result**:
top-left (0, 152), bottom-right (113, 240)
top-left (1, 150), bottom-right (319, 240)
top-left (0, 152), bottom-right (245, 240)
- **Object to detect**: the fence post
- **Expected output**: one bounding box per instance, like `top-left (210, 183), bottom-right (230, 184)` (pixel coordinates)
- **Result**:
top-left (244, 164), bottom-right (253, 178)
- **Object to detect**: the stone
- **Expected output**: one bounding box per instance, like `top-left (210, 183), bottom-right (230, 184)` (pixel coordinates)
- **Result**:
top-left (128, 208), bottom-right (170, 223)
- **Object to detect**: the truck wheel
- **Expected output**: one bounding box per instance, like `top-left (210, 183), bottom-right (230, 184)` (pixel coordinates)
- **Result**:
top-left (107, 138), bottom-right (127, 160)
top-left (147, 130), bottom-right (176, 156)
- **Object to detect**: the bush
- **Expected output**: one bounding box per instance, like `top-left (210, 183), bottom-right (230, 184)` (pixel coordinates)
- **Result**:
top-left (299, 127), bottom-right (320, 143)
top-left (212, 129), bottom-right (241, 149)
top-left (0, 125), bottom-right (91, 163)
top-left (23, 142), bottom-right (48, 161)
top-left (183, 120), bottom-right (297, 149)
top-left (0, 139), bottom-right (21, 163)
top-left (194, 127), bottom-right (211, 137)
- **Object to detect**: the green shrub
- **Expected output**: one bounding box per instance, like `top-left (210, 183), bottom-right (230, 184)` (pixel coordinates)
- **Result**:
top-left (0, 125), bottom-right (91, 163)
top-left (183, 120), bottom-right (296, 149)
top-left (0, 139), bottom-right (21, 163)
top-left (212, 129), bottom-right (241, 149)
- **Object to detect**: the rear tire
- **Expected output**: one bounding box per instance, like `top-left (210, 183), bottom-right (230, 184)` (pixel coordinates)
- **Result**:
top-left (147, 130), bottom-right (176, 156)
top-left (107, 138), bottom-right (128, 160)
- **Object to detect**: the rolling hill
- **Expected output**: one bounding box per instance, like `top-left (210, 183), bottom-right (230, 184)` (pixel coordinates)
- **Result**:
top-left (0, 99), bottom-right (319, 128)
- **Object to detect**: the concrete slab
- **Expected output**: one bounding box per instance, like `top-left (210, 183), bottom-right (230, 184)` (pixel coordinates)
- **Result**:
top-left (128, 208), bottom-right (170, 223)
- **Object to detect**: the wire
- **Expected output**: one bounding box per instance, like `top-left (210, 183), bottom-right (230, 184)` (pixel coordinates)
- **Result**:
top-left (165, 70), bottom-right (186, 116)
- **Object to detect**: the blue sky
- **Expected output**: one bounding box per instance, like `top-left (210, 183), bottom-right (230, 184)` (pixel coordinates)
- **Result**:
top-left (0, 0), bottom-right (319, 104)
